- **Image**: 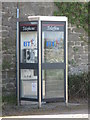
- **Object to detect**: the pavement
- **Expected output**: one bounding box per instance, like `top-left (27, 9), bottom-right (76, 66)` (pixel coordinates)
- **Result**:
top-left (0, 114), bottom-right (88, 119)
top-left (2, 101), bottom-right (89, 119)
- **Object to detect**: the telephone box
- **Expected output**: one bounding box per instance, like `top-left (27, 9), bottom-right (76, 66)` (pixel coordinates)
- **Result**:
top-left (17, 16), bottom-right (68, 105)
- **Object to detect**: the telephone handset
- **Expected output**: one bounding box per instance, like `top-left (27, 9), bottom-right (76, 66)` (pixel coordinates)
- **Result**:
top-left (22, 49), bottom-right (35, 63)
top-left (27, 50), bottom-right (31, 61)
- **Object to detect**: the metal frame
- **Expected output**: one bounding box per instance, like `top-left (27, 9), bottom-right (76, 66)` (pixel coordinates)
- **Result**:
top-left (65, 17), bottom-right (68, 105)
top-left (38, 17), bottom-right (42, 107)
top-left (17, 16), bottom-right (68, 107)
top-left (16, 8), bottom-right (20, 106)
top-left (42, 63), bottom-right (65, 69)
top-left (41, 20), bottom-right (67, 102)
top-left (19, 21), bottom-right (39, 102)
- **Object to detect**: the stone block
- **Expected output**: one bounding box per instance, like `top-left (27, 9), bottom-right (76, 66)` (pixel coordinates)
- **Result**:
top-left (80, 54), bottom-right (88, 59)
top-left (2, 54), bottom-right (12, 62)
top-left (80, 58), bottom-right (88, 64)
top-left (73, 27), bottom-right (85, 34)
top-left (81, 41), bottom-right (88, 46)
top-left (68, 41), bottom-right (75, 46)
top-left (2, 30), bottom-right (9, 37)
top-left (84, 46), bottom-right (88, 52)
top-left (68, 33), bottom-right (80, 41)
top-left (73, 46), bottom-right (84, 53)
top-left (74, 54), bottom-right (81, 60)
top-left (75, 41), bottom-right (81, 46)
top-left (2, 71), bottom-right (7, 80)
top-left (2, 54), bottom-right (16, 70)
top-left (7, 70), bottom-right (16, 79)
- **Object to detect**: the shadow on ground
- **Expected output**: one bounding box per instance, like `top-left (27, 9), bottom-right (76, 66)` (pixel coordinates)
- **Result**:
top-left (2, 101), bottom-right (88, 117)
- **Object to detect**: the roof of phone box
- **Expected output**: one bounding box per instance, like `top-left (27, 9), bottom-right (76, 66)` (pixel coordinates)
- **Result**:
top-left (28, 16), bottom-right (67, 21)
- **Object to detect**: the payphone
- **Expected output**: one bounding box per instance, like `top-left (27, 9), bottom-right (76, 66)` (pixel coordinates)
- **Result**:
top-left (22, 48), bottom-right (37, 63)
top-left (19, 21), bottom-right (38, 99)
top-left (17, 16), bottom-right (68, 106)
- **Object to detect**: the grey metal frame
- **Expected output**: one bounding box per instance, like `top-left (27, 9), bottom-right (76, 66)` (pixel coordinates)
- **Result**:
top-left (16, 8), bottom-right (20, 106)
top-left (19, 21), bottom-right (39, 102)
top-left (42, 63), bottom-right (65, 69)
top-left (41, 21), bottom-right (66, 102)
top-left (17, 16), bottom-right (68, 107)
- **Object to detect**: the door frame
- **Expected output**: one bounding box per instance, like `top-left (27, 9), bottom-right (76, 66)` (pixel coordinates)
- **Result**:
top-left (40, 20), bottom-right (67, 103)
top-left (17, 16), bottom-right (68, 105)
top-left (19, 21), bottom-right (39, 102)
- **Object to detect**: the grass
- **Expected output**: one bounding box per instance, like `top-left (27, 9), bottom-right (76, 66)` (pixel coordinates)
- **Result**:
top-left (68, 72), bottom-right (88, 99)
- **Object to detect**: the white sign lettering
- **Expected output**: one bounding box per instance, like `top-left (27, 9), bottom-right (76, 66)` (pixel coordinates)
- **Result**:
top-left (23, 26), bottom-right (36, 31)
top-left (47, 26), bottom-right (59, 31)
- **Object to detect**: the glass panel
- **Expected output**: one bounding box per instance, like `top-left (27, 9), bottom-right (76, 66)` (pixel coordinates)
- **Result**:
top-left (42, 69), bottom-right (64, 99)
top-left (20, 69), bottom-right (37, 99)
top-left (42, 22), bottom-right (65, 63)
top-left (20, 31), bottom-right (37, 63)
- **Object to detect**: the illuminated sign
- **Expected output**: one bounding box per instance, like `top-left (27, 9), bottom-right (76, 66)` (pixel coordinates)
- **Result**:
top-left (42, 23), bottom-right (64, 31)
top-left (20, 22), bottom-right (37, 32)
top-left (23, 26), bottom-right (36, 31)
top-left (47, 26), bottom-right (60, 31)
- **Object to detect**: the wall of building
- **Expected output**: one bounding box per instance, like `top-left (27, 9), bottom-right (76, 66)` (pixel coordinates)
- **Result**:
top-left (2, 2), bottom-right (88, 96)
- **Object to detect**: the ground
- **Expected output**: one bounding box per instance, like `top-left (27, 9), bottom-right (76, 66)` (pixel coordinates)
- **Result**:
top-left (2, 99), bottom-right (88, 117)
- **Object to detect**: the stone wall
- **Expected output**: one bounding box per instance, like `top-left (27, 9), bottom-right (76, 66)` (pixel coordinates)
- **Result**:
top-left (68, 25), bottom-right (88, 74)
top-left (2, 2), bottom-right (88, 96)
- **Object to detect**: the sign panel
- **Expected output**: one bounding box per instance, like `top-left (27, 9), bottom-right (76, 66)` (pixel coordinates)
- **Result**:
top-left (42, 22), bottom-right (65, 31)
top-left (20, 22), bottom-right (37, 32)
top-left (32, 83), bottom-right (37, 92)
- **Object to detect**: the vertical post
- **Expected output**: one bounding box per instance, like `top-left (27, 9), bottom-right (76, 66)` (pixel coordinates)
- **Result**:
top-left (16, 8), bottom-right (20, 106)
top-left (38, 18), bottom-right (41, 108)
top-left (66, 17), bottom-right (68, 106)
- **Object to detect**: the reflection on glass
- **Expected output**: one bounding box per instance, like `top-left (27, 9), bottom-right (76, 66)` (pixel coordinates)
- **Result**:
top-left (21, 69), bottom-right (37, 98)
top-left (42, 31), bottom-right (64, 63)
top-left (42, 69), bottom-right (64, 99)
top-left (20, 32), bottom-right (37, 63)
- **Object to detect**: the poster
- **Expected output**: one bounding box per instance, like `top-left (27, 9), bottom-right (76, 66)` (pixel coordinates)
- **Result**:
top-left (32, 83), bottom-right (37, 92)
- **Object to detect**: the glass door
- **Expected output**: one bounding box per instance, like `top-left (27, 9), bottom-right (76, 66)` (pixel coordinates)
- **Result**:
top-left (19, 21), bottom-right (39, 101)
top-left (41, 21), bottom-right (66, 101)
